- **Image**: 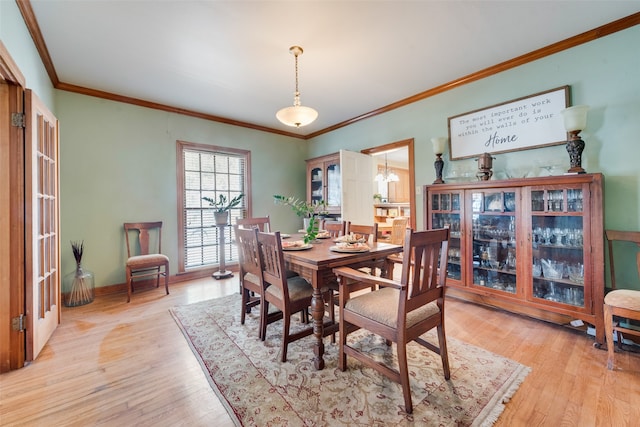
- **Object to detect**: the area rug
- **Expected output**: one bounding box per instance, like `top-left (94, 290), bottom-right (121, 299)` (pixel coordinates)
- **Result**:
top-left (170, 295), bottom-right (530, 426)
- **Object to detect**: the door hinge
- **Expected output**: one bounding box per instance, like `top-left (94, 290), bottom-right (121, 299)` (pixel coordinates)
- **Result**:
top-left (11, 112), bottom-right (25, 128)
top-left (11, 314), bottom-right (26, 332)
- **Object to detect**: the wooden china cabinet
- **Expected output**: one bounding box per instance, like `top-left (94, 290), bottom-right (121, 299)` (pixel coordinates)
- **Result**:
top-left (424, 173), bottom-right (605, 345)
top-left (306, 153), bottom-right (341, 215)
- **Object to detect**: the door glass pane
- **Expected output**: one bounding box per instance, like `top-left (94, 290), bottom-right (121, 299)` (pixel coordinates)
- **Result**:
top-left (472, 199), bottom-right (517, 294)
top-left (310, 167), bottom-right (323, 204)
top-left (441, 194), bottom-right (450, 211)
top-left (532, 215), bottom-right (584, 307)
top-left (433, 212), bottom-right (461, 280)
top-left (326, 163), bottom-right (341, 207)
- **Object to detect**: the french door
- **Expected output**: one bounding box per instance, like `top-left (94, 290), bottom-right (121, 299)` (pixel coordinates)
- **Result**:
top-left (25, 89), bottom-right (60, 361)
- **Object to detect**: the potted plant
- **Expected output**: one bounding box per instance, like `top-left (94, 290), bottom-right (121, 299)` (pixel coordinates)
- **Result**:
top-left (203, 193), bottom-right (245, 225)
top-left (273, 194), bottom-right (328, 243)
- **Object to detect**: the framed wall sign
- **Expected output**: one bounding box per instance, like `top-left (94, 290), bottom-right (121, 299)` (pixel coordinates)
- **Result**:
top-left (448, 86), bottom-right (569, 160)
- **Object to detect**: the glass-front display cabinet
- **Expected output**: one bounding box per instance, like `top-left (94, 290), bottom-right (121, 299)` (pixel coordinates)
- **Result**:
top-left (306, 153), bottom-right (341, 215)
top-left (424, 173), bottom-right (604, 345)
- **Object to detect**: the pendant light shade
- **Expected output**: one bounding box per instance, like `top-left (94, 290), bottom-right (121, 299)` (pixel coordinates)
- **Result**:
top-left (276, 46), bottom-right (318, 128)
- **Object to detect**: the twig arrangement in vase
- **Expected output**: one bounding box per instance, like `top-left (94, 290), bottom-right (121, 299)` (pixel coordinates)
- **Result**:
top-left (66, 241), bottom-right (94, 307)
top-left (273, 195), bottom-right (328, 244)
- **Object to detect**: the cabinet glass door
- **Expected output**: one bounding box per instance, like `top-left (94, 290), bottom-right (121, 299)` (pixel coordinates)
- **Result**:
top-left (325, 161), bottom-right (341, 208)
top-left (471, 190), bottom-right (518, 294)
top-left (431, 192), bottom-right (461, 281)
top-left (531, 187), bottom-right (585, 308)
top-left (310, 166), bottom-right (324, 205)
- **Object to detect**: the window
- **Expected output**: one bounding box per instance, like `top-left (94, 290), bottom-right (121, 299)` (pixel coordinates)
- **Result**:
top-left (177, 141), bottom-right (250, 272)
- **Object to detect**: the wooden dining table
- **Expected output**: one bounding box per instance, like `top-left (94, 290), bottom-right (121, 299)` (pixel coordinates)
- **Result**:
top-left (281, 234), bottom-right (403, 370)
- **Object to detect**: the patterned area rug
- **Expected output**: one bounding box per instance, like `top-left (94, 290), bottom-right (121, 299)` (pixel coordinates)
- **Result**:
top-left (170, 295), bottom-right (530, 426)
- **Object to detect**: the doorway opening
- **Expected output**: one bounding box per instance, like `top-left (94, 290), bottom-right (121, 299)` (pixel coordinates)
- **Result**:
top-left (361, 139), bottom-right (415, 231)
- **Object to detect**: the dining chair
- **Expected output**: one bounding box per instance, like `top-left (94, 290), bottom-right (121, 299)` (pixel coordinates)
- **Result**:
top-left (236, 215), bottom-right (298, 290)
top-left (345, 222), bottom-right (379, 243)
top-left (388, 217), bottom-right (410, 274)
top-left (236, 216), bottom-right (270, 232)
top-left (333, 227), bottom-right (451, 414)
top-left (322, 220), bottom-right (345, 238)
top-left (123, 221), bottom-right (169, 303)
top-left (604, 229), bottom-right (640, 370)
top-left (235, 226), bottom-right (285, 339)
top-left (345, 222), bottom-right (381, 275)
top-left (257, 230), bottom-right (331, 362)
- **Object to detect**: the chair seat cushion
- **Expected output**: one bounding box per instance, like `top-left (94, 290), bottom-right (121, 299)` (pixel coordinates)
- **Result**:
top-left (345, 287), bottom-right (440, 328)
top-left (265, 276), bottom-right (313, 302)
top-left (244, 272), bottom-right (260, 286)
top-left (605, 289), bottom-right (640, 310)
top-left (126, 254), bottom-right (169, 268)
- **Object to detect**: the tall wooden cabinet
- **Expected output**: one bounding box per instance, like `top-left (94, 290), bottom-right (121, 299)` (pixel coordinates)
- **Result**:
top-left (424, 173), bottom-right (605, 345)
top-left (306, 153), bottom-right (341, 215)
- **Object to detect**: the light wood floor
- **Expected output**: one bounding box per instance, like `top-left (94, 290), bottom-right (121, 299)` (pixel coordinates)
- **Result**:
top-left (1, 277), bottom-right (639, 426)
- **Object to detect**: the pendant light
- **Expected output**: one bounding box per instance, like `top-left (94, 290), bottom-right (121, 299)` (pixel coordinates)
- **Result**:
top-left (276, 46), bottom-right (318, 128)
top-left (375, 154), bottom-right (400, 183)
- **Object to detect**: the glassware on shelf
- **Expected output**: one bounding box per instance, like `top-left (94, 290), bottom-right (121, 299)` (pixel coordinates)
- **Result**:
top-left (568, 263), bottom-right (584, 284)
top-left (541, 259), bottom-right (564, 279)
top-left (532, 260), bottom-right (542, 277)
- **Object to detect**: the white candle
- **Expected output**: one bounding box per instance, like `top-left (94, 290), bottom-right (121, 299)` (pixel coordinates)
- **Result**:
top-left (431, 137), bottom-right (447, 155)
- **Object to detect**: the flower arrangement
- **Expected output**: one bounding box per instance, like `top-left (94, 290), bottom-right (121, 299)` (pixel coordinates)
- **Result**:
top-left (273, 195), bottom-right (328, 218)
top-left (273, 195), bottom-right (328, 244)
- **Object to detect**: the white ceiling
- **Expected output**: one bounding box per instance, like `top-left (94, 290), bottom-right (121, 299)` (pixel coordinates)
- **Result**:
top-left (28, 1), bottom-right (640, 137)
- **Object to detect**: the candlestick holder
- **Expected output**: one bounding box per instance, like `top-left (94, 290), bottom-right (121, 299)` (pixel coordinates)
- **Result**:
top-left (433, 153), bottom-right (444, 184)
top-left (561, 105), bottom-right (589, 174)
top-left (431, 137), bottom-right (447, 184)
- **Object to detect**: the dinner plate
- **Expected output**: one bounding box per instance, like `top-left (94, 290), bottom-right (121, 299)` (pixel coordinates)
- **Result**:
top-left (333, 237), bottom-right (366, 244)
top-left (282, 244), bottom-right (312, 251)
top-left (315, 233), bottom-right (331, 239)
top-left (280, 233), bottom-right (291, 239)
top-left (329, 245), bottom-right (370, 253)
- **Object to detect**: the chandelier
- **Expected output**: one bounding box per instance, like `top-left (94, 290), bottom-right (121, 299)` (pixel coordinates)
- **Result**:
top-left (276, 46), bottom-right (318, 128)
top-left (375, 154), bottom-right (400, 183)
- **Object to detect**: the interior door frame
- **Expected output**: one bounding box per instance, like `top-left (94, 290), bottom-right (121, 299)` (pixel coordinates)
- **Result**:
top-left (0, 42), bottom-right (27, 372)
top-left (361, 138), bottom-right (416, 230)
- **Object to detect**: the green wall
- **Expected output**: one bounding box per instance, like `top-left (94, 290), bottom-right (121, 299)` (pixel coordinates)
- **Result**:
top-left (307, 25), bottom-right (640, 288)
top-left (3, 3), bottom-right (639, 289)
top-left (55, 92), bottom-right (307, 285)
top-left (1, 1), bottom-right (55, 107)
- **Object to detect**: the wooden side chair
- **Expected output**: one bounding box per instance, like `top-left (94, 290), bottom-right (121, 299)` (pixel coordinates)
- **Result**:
top-left (345, 222), bottom-right (381, 276)
top-left (257, 230), bottom-right (331, 362)
top-left (345, 222), bottom-right (379, 244)
top-left (322, 220), bottom-right (346, 238)
top-left (236, 215), bottom-right (297, 290)
top-left (390, 217), bottom-right (409, 245)
top-left (604, 229), bottom-right (640, 370)
top-left (388, 217), bottom-right (410, 273)
top-left (236, 216), bottom-right (270, 232)
top-left (235, 226), bottom-right (283, 339)
top-left (333, 227), bottom-right (451, 414)
top-left (123, 222), bottom-right (169, 303)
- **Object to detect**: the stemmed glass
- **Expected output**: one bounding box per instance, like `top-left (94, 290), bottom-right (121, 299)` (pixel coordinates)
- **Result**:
top-left (553, 228), bottom-right (567, 246)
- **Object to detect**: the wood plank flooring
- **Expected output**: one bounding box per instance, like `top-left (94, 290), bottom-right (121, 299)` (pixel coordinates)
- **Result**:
top-left (1, 276), bottom-right (638, 426)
